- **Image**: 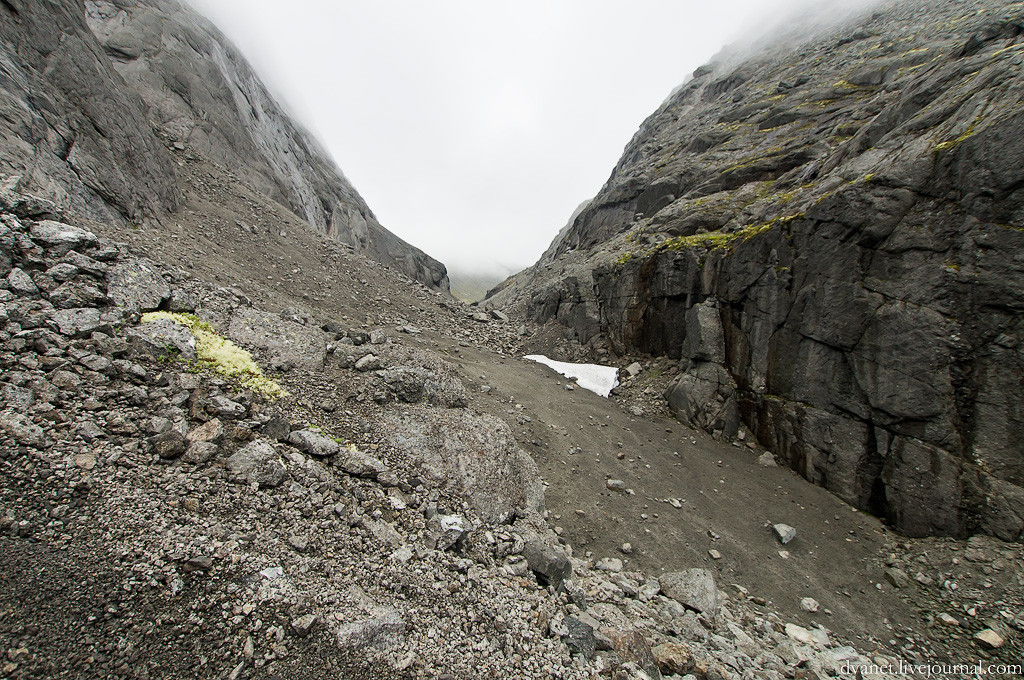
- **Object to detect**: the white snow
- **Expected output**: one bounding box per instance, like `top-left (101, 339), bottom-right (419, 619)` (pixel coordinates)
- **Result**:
top-left (525, 355), bottom-right (620, 398)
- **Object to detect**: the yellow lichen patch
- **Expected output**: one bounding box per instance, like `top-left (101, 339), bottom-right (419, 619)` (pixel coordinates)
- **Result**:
top-left (140, 311), bottom-right (289, 398)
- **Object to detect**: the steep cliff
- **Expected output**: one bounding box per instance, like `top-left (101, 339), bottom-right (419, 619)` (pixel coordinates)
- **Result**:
top-left (0, 0), bottom-right (448, 290)
top-left (488, 0), bottom-right (1024, 539)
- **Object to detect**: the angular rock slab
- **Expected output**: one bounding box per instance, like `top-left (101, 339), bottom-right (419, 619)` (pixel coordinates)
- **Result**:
top-left (384, 405), bottom-right (544, 524)
top-left (660, 569), bottom-right (718, 618)
top-left (226, 439), bottom-right (287, 488)
top-left (335, 608), bottom-right (406, 651)
top-left (228, 306), bottom-right (326, 371)
top-left (106, 259), bottom-right (170, 312)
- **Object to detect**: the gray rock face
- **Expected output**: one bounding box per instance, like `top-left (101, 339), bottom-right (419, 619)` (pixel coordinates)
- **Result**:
top-left (0, 0), bottom-right (446, 290)
top-left (0, 0), bottom-right (181, 224)
top-left (488, 0), bottom-right (1024, 540)
top-left (384, 406), bottom-right (545, 524)
top-left (81, 0), bottom-right (448, 290)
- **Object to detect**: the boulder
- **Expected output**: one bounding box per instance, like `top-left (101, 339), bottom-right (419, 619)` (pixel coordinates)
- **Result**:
top-left (384, 406), bottom-right (544, 523)
top-left (106, 259), bottom-right (170, 312)
top-left (226, 439), bottom-right (287, 488)
top-left (661, 569), bottom-right (718, 618)
top-left (28, 221), bottom-right (97, 256)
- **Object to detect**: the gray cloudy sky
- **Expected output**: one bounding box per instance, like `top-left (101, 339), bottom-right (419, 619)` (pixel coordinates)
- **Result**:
top-left (184, 0), bottom-right (826, 274)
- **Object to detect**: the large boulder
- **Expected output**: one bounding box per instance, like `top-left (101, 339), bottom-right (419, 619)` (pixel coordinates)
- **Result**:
top-left (226, 439), bottom-right (287, 488)
top-left (384, 406), bottom-right (544, 524)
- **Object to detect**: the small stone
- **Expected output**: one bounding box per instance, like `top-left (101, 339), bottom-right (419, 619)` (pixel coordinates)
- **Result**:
top-left (149, 430), bottom-right (186, 459)
top-left (596, 557), bottom-right (624, 573)
top-left (661, 569), bottom-right (718, 617)
top-left (773, 523), bottom-right (797, 544)
top-left (354, 354), bottom-right (382, 371)
top-left (709, 549), bottom-right (722, 560)
top-left (974, 628), bottom-right (1004, 649)
top-left (183, 555), bottom-right (214, 572)
top-left (606, 479), bottom-right (627, 492)
top-left (937, 613), bottom-right (960, 626)
top-left (0, 411), bottom-right (48, 448)
top-left (182, 441), bottom-right (218, 465)
top-left (883, 568), bottom-right (908, 589)
top-left (800, 597), bottom-right (819, 612)
top-left (7, 267), bottom-right (38, 296)
top-left (207, 395), bottom-right (246, 419)
top-left (652, 641), bottom-right (695, 676)
top-left (758, 452), bottom-right (777, 467)
top-left (620, 542), bottom-right (633, 555)
top-left (260, 566), bottom-right (284, 580)
top-left (291, 614), bottom-right (318, 638)
top-left (288, 429), bottom-right (340, 457)
top-left (288, 535), bottom-right (309, 552)
top-left (624, 362), bottom-right (642, 378)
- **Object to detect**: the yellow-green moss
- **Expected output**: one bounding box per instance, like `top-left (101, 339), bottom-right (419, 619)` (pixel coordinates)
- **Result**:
top-left (140, 311), bottom-right (289, 398)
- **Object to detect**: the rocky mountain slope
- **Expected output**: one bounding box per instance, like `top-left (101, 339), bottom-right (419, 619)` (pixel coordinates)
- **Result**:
top-left (487, 0), bottom-right (1024, 541)
top-left (3, 157), bottom-right (1020, 678)
top-left (1, 0), bottom-right (1022, 677)
top-left (0, 0), bottom-right (447, 290)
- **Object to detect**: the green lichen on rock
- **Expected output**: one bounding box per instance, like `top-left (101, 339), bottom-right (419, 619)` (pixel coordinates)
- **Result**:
top-left (140, 311), bottom-right (289, 398)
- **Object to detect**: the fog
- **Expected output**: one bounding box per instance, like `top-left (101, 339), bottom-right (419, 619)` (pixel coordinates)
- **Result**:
top-left (184, 0), bottom-right (882, 276)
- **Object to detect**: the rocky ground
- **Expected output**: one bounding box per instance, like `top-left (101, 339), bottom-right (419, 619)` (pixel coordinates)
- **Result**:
top-left (0, 146), bottom-right (1021, 680)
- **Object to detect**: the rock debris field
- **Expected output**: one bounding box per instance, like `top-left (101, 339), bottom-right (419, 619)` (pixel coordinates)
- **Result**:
top-left (0, 162), bottom-right (1021, 680)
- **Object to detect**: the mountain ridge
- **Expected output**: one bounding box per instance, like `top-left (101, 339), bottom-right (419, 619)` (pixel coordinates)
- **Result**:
top-left (487, 0), bottom-right (1024, 540)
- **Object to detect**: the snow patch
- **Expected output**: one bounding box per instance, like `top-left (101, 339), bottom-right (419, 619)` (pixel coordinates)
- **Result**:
top-left (525, 355), bottom-right (620, 398)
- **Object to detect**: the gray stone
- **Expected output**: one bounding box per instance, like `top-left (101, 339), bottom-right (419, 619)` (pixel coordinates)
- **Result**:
top-left (290, 614), bottom-right (318, 638)
top-left (354, 353), bottom-right (382, 372)
top-left (517, 520), bottom-right (572, 590)
top-left (187, 418), bottom-right (225, 445)
top-left (106, 259), bottom-right (170, 312)
top-left (149, 430), bottom-right (186, 459)
top-left (624, 362), bottom-right (643, 378)
top-left (226, 439), bottom-right (287, 488)
top-left (974, 628), bottom-right (1004, 649)
top-left (288, 429), bottom-right (340, 457)
top-left (7, 268), bottom-right (38, 296)
top-left (28, 221), bottom-right (97, 256)
top-left (0, 383), bottom-right (34, 411)
top-left (228, 306), bottom-right (326, 371)
top-left (335, 608), bottom-right (406, 651)
top-left (661, 569), bottom-right (718, 618)
top-left (207, 395), bottom-right (246, 419)
top-left (562, 617), bottom-right (596, 659)
top-left (596, 557), bottom-right (624, 573)
top-left (773, 523), bottom-right (797, 544)
top-left (377, 366), bottom-right (468, 408)
top-left (182, 441), bottom-right (219, 465)
top-left (334, 445), bottom-right (387, 478)
top-left (384, 407), bottom-right (544, 524)
top-left (0, 411), bottom-right (48, 448)
top-left (125, 319), bottom-right (196, 360)
top-left (48, 308), bottom-right (114, 339)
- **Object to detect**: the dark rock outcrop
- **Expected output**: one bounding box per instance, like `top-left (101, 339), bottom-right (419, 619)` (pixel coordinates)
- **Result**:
top-left (0, 0), bottom-right (447, 290)
top-left (488, 0), bottom-right (1024, 539)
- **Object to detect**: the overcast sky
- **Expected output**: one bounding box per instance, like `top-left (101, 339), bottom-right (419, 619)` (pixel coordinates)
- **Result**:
top-left (184, 0), bottom-right (836, 275)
